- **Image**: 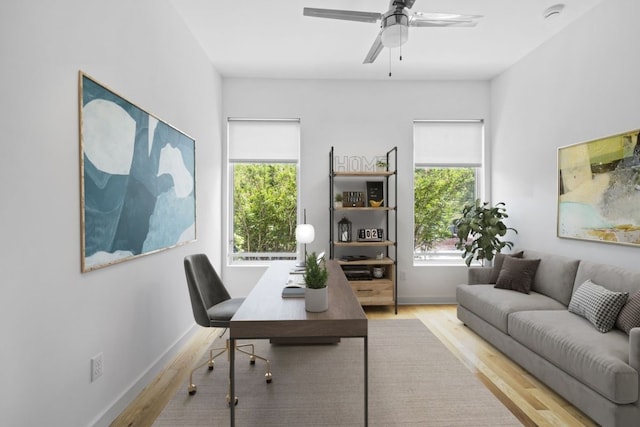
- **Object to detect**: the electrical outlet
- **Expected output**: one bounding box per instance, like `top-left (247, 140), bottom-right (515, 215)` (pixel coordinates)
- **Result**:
top-left (91, 353), bottom-right (103, 382)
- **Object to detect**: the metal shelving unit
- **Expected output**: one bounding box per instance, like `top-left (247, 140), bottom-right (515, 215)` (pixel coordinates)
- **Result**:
top-left (329, 146), bottom-right (397, 314)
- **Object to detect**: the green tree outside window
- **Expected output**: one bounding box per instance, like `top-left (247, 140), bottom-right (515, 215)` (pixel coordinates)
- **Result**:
top-left (414, 167), bottom-right (475, 253)
top-left (233, 163), bottom-right (297, 256)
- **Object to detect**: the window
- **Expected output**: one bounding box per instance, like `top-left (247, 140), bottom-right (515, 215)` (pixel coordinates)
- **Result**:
top-left (413, 120), bottom-right (484, 264)
top-left (227, 119), bottom-right (300, 264)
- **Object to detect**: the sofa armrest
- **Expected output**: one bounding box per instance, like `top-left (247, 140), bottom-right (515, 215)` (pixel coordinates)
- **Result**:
top-left (630, 327), bottom-right (640, 373)
top-left (467, 267), bottom-right (492, 285)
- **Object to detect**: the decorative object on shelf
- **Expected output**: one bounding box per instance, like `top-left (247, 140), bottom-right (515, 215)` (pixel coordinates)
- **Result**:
top-left (342, 265), bottom-right (372, 280)
top-left (376, 159), bottom-right (388, 171)
top-left (451, 199), bottom-right (517, 267)
top-left (372, 266), bottom-right (385, 279)
top-left (558, 128), bottom-right (640, 247)
top-left (340, 255), bottom-right (368, 262)
top-left (334, 193), bottom-right (343, 208)
top-left (358, 228), bottom-right (384, 241)
top-left (295, 209), bottom-right (315, 267)
top-left (303, 252), bottom-right (328, 312)
top-left (343, 191), bottom-right (365, 207)
top-left (366, 181), bottom-right (384, 207)
top-left (338, 217), bottom-right (352, 242)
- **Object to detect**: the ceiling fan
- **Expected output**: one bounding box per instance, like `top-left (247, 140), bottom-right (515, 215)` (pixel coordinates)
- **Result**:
top-left (303, 0), bottom-right (482, 64)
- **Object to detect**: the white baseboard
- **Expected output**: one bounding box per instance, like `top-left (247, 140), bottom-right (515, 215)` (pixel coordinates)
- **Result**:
top-left (90, 324), bottom-right (199, 427)
top-left (397, 296), bottom-right (457, 305)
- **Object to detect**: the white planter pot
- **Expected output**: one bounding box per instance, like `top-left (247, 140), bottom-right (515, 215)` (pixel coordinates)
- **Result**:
top-left (305, 286), bottom-right (328, 312)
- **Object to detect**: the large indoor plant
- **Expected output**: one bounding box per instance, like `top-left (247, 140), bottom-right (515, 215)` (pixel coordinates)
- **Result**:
top-left (303, 252), bottom-right (329, 312)
top-left (452, 199), bottom-right (517, 266)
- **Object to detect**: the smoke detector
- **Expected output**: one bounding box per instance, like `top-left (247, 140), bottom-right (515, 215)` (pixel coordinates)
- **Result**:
top-left (543, 4), bottom-right (565, 19)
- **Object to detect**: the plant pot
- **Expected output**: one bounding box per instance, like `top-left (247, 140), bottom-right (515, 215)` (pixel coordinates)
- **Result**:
top-left (305, 287), bottom-right (328, 312)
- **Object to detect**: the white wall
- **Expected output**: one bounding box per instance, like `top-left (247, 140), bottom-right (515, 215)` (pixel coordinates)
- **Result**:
top-left (0, 2), bottom-right (222, 426)
top-left (4, 0), bottom-right (636, 424)
top-left (491, 0), bottom-right (640, 269)
top-left (222, 79), bottom-right (491, 303)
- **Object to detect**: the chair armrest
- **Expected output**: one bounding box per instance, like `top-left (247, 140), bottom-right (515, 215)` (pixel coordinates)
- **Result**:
top-left (467, 267), bottom-right (492, 285)
top-left (630, 327), bottom-right (640, 373)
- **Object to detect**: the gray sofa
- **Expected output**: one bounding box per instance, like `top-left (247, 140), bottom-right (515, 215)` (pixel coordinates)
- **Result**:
top-left (456, 249), bottom-right (640, 427)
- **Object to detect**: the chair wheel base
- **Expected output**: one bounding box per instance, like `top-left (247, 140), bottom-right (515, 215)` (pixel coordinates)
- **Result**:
top-left (265, 372), bottom-right (273, 383)
top-left (227, 396), bottom-right (239, 406)
top-left (188, 385), bottom-right (197, 395)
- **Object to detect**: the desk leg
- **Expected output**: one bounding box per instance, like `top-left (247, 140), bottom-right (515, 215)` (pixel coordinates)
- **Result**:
top-left (229, 337), bottom-right (235, 427)
top-left (364, 335), bottom-right (368, 427)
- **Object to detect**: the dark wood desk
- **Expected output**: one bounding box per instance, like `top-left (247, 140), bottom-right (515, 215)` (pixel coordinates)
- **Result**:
top-left (229, 260), bottom-right (368, 426)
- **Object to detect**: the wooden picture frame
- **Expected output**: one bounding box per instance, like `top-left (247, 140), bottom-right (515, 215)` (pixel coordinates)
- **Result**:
top-left (557, 128), bottom-right (640, 246)
top-left (79, 71), bottom-right (196, 272)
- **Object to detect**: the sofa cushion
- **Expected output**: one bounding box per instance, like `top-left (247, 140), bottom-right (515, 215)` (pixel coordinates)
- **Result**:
top-left (489, 251), bottom-right (524, 283)
top-left (574, 260), bottom-right (640, 296)
top-left (616, 291), bottom-right (640, 335)
top-left (509, 310), bottom-right (638, 404)
top-left (495, 257), bottom-right (540, 294)
top-left (456, 284), bottom-right (566, 334)
top-left (568, 280), bottom-right (628, 333)
top-left (523, 250), bottom-right (580, 306)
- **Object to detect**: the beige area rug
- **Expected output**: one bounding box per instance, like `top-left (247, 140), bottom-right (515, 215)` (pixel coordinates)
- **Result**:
top-left (154, 319), bottom-right (521, 426)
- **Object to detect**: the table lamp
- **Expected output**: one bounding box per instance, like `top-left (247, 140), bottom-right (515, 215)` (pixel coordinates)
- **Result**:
top-left (295, 209), bottom-right (315, 267)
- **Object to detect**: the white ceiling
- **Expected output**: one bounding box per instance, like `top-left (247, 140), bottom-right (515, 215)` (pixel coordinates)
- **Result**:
top-left (170, 0), bottom-right (606, 81)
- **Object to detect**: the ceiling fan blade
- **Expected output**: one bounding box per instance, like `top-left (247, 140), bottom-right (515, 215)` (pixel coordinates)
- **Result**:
top-left (363, 33), bottom-right (384, 64)
top-left (410, 19), bottom-right (478, 27)
top-left (409, 12), bottom-right (482, 27)
top-left (303, 7), bottom-right (381, 23)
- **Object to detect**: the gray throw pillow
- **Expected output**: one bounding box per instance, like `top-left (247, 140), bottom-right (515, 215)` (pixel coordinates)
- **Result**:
top-left (568, 280), bottom-right (628, 333)
top-left (489, 251), bottom-right (524, 283)
top-left (615, 291), bottom-right (640, 334)
top-left (494, 257), bottom-right (540, 294)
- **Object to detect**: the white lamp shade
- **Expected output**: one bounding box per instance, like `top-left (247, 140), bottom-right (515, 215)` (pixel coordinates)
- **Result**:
top-left (381, 24), bottom-right (408, 47)
top-left (295, 224), bottom-right (315, 244)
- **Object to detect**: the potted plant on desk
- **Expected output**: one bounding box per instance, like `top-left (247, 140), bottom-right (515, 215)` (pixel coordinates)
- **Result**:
top-left (303, 252), bottom-right (328, 312)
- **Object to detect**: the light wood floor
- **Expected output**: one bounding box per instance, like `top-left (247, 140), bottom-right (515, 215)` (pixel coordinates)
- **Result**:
top-left (111, 305), bottom-right (597, 427)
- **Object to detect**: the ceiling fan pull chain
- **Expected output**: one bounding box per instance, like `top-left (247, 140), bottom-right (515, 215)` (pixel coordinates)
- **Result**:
top-left (388, 48), bottom-right (392, 77)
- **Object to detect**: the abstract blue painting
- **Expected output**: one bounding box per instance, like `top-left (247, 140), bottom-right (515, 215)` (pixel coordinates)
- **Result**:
top-left (80, 72), bottom-right (196, 272)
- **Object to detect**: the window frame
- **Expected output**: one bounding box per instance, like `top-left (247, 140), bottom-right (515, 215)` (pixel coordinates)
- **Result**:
top-left (226, 118), bottom-right (301, 266)
top-left (413, 120), bottom-right (485, 266)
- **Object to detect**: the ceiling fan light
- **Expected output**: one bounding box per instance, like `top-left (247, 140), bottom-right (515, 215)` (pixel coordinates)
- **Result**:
top-left (381, 23), bottom-right (408, 47)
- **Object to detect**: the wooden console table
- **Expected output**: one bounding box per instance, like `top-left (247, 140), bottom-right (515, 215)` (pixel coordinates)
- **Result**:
top-left (229, 260), bottom-right (368, 426)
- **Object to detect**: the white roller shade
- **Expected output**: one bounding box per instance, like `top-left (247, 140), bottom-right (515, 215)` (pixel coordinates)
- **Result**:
top-left (414, 120), bottom-right (483, 167)
top-left (228, 119), bottom-right (299, 162)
